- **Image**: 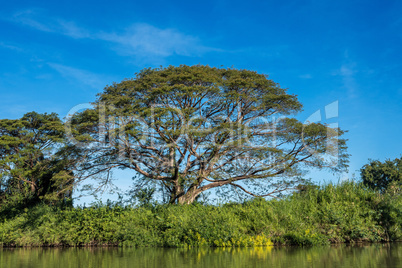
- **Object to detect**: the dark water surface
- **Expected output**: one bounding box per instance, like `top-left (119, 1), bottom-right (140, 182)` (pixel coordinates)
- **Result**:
top-left (1, 243), bottom-right (401, 268)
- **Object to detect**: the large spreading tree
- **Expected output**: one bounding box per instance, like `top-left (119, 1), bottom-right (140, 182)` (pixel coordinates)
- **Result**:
top-left (69, 65), bottom-right (349, 204)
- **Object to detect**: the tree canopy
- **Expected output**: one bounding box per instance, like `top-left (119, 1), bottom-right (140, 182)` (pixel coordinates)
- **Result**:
top-left (0, 112), bottom-right (74, 208)
top-left (361, 157), bottom-right (402, 194)
top-left (69, 65), bottom-right (349, 204)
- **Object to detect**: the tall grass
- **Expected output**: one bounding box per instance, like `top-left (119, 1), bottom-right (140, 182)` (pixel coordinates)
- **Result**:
top-left (0, 181), bottom-right (400, 247)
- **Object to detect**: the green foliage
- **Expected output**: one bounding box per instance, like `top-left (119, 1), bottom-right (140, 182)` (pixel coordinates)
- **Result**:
top-left (130, 187), bottom-right (156, 207)
top-left (0, 112), bottom-right (74, 210)
top-left (70, 65), bottom-right (349, 204)
top-left (361, 157), bottom-right (402, 194)
top-left (0, 182), bottom-right (400, 247)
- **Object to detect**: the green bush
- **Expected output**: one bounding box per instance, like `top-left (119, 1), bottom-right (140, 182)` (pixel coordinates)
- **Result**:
top-left (0, 181), bottom-right (400, 247)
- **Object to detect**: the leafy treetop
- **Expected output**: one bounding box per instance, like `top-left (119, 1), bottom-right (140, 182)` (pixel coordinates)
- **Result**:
top-left (70, 65), bottom-right (349, 204)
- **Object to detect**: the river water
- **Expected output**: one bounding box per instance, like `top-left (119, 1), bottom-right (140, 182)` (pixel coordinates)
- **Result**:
top-left (1, 243), bottom-right (400, 267)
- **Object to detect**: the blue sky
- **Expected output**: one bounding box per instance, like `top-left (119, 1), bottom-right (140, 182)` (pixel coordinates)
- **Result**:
top-left (1, 0), bottom-right (402, 202)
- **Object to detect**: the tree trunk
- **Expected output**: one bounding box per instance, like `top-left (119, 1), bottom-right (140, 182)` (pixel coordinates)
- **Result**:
top-left (167, 174), bottom-right (204, 204)
top-left (176, 187), bottom-right (202, 204)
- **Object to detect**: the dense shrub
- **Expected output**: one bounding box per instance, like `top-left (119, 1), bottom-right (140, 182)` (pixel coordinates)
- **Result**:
top-left (0, 181), bottom-right (400, 247)
top-left (361, 157), bottom-right (402, 194)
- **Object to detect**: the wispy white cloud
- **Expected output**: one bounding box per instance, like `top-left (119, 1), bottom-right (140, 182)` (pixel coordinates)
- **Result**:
top-left (48, 63), bottom-right (111, 89)
top-left (11, 9), bottom-right (90, 38)
top-left (330, 51), bottom-right (359, 99)
top-left (11, 9), bottom-right (51, 31)
top-left (338, 62), bottom-right (358, 99)
top-left (299, 74), bottom-right (312, 79)
top-left (9, 9), bottom-right (216, 58)
top-left (99, 24), bottom-right (215, 57)
top-left (0, 41), bottom-right (24, 51)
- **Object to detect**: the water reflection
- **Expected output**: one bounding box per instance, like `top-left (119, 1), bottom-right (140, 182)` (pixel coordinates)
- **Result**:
top-left (1, 243), bottom-right (401, 268)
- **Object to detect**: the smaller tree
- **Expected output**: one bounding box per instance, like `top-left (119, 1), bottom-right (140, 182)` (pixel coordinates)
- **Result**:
top-left (361, 157), bottom-right (402, 194)
top-left (0, 112), bottom-right (74, 208)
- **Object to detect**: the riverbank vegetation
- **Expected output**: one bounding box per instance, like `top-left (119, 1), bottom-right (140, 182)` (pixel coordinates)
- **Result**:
top-left (1, 181), bottom-right (400, 247)
top-left (0, 66), bottom-right (400, 248)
